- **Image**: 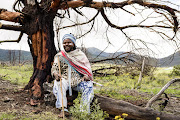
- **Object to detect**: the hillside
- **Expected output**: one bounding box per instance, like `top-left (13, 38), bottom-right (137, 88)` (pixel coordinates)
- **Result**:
top-left (85, 47), bottom-right (124, 58)
top-left (85, 47), bottom-right (157, 66)
top-left (158, 51), bottom-right (180, 67)
top-left (85, 47), bottom-right (180, 67)
top-left (0, 49), bottom-right (32, 62)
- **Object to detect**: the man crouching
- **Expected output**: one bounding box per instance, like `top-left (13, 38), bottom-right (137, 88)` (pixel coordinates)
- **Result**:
top-left (51, 34), bottom-right (94, 118)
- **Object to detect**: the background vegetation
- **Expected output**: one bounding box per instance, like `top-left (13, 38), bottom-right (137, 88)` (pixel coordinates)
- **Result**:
top-left (0, 64), bottom-right (33, 86)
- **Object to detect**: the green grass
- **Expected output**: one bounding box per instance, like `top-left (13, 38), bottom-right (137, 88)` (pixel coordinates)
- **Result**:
top-left (94, 67), bottom-right (180, 99)
top-left (69, 94), bottom-right (108, 120)
top-left (0, 64), bottom-right (33, 86)
top-left (0, 112), bottom-right (15, 120)
top-left (0, 110), bottom-right (61, 120)
top-left (154, 67), bottom-right (173, 75)
top-left (97, 87), bottom-right (144, 100)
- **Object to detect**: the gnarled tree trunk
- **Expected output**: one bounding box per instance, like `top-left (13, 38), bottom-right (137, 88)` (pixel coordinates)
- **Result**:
top-left (23, 5), bottom-right (57, 105)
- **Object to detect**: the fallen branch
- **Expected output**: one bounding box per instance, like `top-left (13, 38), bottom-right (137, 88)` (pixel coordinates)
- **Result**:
top-left (146, 78), bottom-right (180, 108)
top-left (95, 94), bottom-right (180, 120)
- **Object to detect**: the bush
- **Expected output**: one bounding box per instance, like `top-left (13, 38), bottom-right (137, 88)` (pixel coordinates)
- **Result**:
top-left (170, 65), bottom-right (180, 76)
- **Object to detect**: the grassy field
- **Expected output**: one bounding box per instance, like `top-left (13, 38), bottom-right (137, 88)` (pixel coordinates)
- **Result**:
top-left (0, 64), bottom-right (33, 86)
top-left (93, 66), bottom-right (180, 99)
top-left (0, 64), bottom-right (179, 98)
top-left (0, 64), bottom-right (179, 119)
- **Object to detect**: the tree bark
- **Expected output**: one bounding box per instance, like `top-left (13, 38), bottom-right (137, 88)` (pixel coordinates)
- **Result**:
top-left (0, 9), bottom-right (22, 23)
top-left (24, 16), bottom-right (57, 105)
top-left (25, 29), bottom-right (56, 105)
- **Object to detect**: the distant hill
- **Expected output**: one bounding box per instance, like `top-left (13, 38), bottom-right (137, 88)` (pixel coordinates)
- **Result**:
top-left (0, 49), bottom-right (32, 62)
top-left (84, 47), bottom-right (157, 66)
top-left (85, 47), bottom-right (124, 58)
top-left (0, 48), bottom-right (179, 67)
top-left (82, 47), bottom-right (134, 59)
top-left (157, 51), bottom-right (180, 67)
top-left (85, 47), bottom-right (180, 67)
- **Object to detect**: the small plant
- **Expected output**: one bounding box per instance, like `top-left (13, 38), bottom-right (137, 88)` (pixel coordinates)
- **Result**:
top-left (69, 93), bottom-right (109, 120)
top-left (156, 117), bottom-right (160, 120)
top-left (0, 112), bottom-right (15, 119)
top-left (170, 65), bottom-right (180, 76)
top-left (115, 115), bottom-right (122, 120)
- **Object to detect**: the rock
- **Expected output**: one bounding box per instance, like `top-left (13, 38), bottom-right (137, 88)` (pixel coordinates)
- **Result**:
top-left (3, 97), bottom-right (14, 103)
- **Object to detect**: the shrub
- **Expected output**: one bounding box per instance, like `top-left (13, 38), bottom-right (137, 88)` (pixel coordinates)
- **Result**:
top-left (69, 94), bottom-right (109, 120)
top-left (170, 65), bottom-right (180, 76)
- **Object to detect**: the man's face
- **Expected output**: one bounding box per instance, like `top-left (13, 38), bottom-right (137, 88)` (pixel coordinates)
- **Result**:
top-left (63, 39), bottom-right (75, 52)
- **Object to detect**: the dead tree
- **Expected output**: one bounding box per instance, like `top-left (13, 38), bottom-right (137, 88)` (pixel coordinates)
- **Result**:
top-left (8, 50), bottom-right (12, 64)
top-left (12, 50), bottom-right (16, 66)
top-left (18, 49), bottom-right (21, 64)
top-left (0, 0), bottom-right (179, 109)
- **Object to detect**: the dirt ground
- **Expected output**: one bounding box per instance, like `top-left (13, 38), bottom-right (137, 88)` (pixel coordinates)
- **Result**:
top-left (0, 78), bottom-right (180, 119)
top-left (0, 79), bottom-right (60, 117)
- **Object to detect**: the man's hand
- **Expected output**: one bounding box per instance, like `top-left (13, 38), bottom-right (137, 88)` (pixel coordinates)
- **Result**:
top-left (83, 75), bottom-right (90, 81)
top-left (53, 73), bottom-right (61, 81)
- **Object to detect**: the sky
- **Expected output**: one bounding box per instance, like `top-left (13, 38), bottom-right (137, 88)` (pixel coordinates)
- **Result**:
top-left (0, 0), bottom-right (180, 58)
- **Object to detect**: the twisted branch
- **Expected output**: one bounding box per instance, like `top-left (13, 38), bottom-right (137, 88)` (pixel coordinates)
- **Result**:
top-left (146, 78), bottom-right (180, 108)
top-left (55, 0), bottom-right (179, 33)
top-left (56, 10), bottom-right (99, 31)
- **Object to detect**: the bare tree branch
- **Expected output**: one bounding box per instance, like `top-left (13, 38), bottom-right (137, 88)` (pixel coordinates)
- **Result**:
top-left (54, 0), bottom-right (179, 32)
top-left (0, 32), bottom-right (23, 43)
top-left (0, 9), bottom-right (23, 23)
top-left (50, 0), bottom-right (62, 11)
top-left (56, 10), bottom-right (99, 31)
top-left (0, 23), bottom-right (24, 32)
top-left (13, 0), bottom-right (29, 17)
top-left (100, 7), bottom-right (175, 31)
top-left (77, 19), bottom-right (95, 39)
top-left (90, 52), bottom-right (135, 63)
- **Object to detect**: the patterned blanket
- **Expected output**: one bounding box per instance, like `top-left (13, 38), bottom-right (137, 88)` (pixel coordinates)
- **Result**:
top-left (60, 49), bottom-right (93, 81)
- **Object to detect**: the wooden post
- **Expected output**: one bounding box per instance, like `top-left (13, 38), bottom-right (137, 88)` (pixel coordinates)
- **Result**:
top-left (137, 57), bottom-right (145, 88)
